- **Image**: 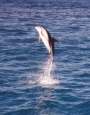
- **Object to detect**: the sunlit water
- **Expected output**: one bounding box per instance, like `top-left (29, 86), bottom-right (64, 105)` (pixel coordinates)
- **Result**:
top-left (0, 0), bottom-right (90, 115)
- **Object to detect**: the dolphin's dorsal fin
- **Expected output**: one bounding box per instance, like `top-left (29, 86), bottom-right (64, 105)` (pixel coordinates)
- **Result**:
top-left (52, 37), bottom-right (58, 42)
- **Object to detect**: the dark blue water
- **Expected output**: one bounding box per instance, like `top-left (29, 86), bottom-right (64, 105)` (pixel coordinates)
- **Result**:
top-left (0, 0), bottom-right (90, 115)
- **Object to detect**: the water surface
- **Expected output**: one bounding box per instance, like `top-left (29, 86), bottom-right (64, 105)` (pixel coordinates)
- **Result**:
top-left (0, 0), bottom-right (90, 115)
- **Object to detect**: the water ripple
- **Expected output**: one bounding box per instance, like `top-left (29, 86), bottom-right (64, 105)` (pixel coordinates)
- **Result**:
top-left (0, 1), bottom-right (90, 115)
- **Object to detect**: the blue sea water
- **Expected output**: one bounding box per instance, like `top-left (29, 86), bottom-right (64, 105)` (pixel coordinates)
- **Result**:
top-left (0, 0), bottom-right (90, 115)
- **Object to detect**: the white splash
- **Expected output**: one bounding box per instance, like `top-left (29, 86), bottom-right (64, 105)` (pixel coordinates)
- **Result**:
top-left (38, 56), bottom-right (59, 86)
top-left (27, 56), bottom-right (60, 87)
top-left (39, 75), bottom-right (59, 86)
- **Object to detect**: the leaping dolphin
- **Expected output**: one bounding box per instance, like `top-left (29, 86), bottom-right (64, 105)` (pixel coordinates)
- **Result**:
top-left (35, 26), bottom-right (57, 55)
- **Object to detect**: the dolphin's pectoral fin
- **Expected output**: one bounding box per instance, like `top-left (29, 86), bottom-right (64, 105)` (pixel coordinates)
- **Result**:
top-left (38, 36), bottom-right (41, 42)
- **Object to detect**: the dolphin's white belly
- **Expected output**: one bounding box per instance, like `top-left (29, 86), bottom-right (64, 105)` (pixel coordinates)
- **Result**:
top-left (40, 34), bottom-right (51, 53)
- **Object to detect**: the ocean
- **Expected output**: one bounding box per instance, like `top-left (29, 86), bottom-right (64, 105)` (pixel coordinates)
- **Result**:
top-left (0, 0), bottom-right (90, 115)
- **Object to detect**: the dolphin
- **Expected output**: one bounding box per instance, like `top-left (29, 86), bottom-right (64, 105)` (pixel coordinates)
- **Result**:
top-left (35, 26), bottom-right (57, 55)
